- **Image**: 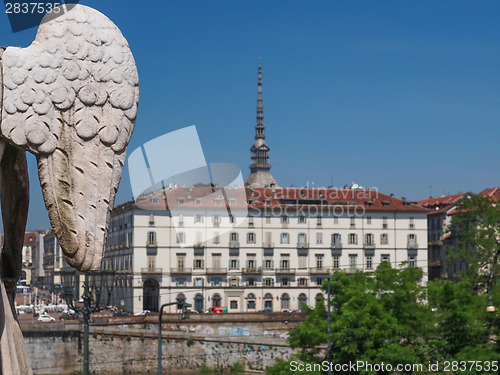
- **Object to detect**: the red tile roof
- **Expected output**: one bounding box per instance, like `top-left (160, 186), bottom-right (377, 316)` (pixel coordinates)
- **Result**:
top-left (417, 193), bottom-right (468, 216)
top-left (129, 186), bottom-right (428, 213)
top-left (479, 187), bottom-right (500, 201)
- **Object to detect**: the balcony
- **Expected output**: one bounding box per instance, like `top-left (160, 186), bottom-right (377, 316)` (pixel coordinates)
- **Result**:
top-left (141, 267), bottom-right (162, 275)
top-left (193, 242), bottom-right (204, 249)
top-left (331, 242), bottom-right (343, 250)
top-left (229, 240), bottom-right (240, 248)
top-left (407, 241), bottom-right (418, 250)
top-left (275, 268), bottom-right (296, 275)
top-left (297, 242), bottom-right (309, 249)
top-left (263, 242), bottom-right (274, 248)
top-left (242, 267), bottom-right (262, 275)
top-left (363, 242), bottom-right (376, 250)
top-left (146, 241), bottom-right (158, 248)
top-left (309, 267), bottom-right (330, 275)
top-left (170, 268), bottom-right (192, 275)
top-left (206, 268), bottom-right (227, 274)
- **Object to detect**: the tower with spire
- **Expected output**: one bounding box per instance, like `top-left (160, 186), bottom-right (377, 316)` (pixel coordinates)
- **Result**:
top-left (245, 62), bottom-right (278, 188)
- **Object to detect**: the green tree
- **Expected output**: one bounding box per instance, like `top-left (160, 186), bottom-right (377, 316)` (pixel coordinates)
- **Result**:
top-left (447, 194), bottom-right (500, 293)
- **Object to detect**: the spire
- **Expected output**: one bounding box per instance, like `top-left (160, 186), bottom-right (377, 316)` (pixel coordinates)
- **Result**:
top-left (245, 61), bottom-right (278, 188)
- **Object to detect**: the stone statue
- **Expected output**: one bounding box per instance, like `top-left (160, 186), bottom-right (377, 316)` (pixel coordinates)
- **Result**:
top-left (0, 4), bottom-right (139, 373)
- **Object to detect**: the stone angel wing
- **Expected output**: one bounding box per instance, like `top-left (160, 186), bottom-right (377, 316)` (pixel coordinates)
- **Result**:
top-left (0, 5), bottom-right (139, 271)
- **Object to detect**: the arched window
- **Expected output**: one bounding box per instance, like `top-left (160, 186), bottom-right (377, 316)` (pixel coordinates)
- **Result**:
top-left (194, 293), bottom-right (204, 312)
top-left (298, 293), bottom-right (307, 310)
top-left (212, 293), bottom-right (221, 307)
top-left (264, 293), bottom-right (273, 312)
top-left (246, 293), bottom-right (256, 310)
top-left (315, 293), bottom-right (324, 305)
top-left (281, 293), bottom-right (290, 310)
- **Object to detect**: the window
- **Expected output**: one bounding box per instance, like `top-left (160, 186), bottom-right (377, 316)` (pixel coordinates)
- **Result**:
top-left (350, 217), bottom-right (355, 228)
top-left (281, 294), bottom-right (290, 310)
top-left (409, 217), bottom-right (415, 229)
top-left (281, 278), bottom-right (290, 286)
top-left (229, 278), bottom-right (239, 287)
top-left (247, 278), bottom-right (256, 286)
top-left (195, 215), bottom-right (204, 223)
top-left (195, 278), bottom-right (203, 286)
top-left (246, 255), bottom-right (256, 269)
top-left (381, 254), bottom-right (390, 263)
top-left (298, 278), bottom-right (308, 286)
top-left (213, 232), bottom-right (220, 244)
top-left (317, 217), bottom-right (322, 226)
top-left (316, 232), bottom-right (323, 244)
top-left (213, 215), bottom-right (221, 226)
top-left (365, 233), bottom-right (374, 245)
top-left (281, 216), bottom-right (289, 224)
top-left (366, 256), bottom-right (373, 270)
top-left (177, 254), bottom-right (185, 269)
top-left (298, 216), bottom-right (306, 224)
top-left (382, 217), bottom-right (388, 229)
top-left (409, 256), bottom-right (416, 268)
top-left (147, 255), bottom-right (156, 270)
top-left (147, 231), bottom-right (156, 245)
top-left (332, 233), bottom-right (341, 245)
top-left (380, 233), bottom-right (388, 245)
top-left (211, 278), bottom-right (220, 286)
top-left (281, 233), bottom-right (289, 244)
top-left (348, 233), bottom-right (358, 245)
top-left (298, 255), bottom-right (307, 269)
top-left (247, 232), bottom-right (256, 244)
top-left (212, 254), bottom-right (221, 269)
top-left (349, 255), bottom-right (356, 270)
top-left (366, 216), bottom-right (372, 224)
top-left (229, 256), bottom-right (239, 269)
top-left (333, 256), bottom-right (339, 269)
top-left (177, 278), bottom-right (185, 286)
top-left (334, 217), bottom-right (339, 225)
top-left (265, 216), bottom-right (271, 224)
top-left (408, 233), bottom-right (417, 244)
top-left (194, 256), bottom-right (204, 269)
top-left (176, 232), bottom-right (185, 244)
top-left (230, 232), bottom-right (239, 241)
top-left (230, 300), bottom-right (238, 309)
top-left (264, 278), bottom-right (274, 286)
top-left (316, 278), bottom-right (324, 286)
top-left (316, 255), bottom-right (324, 269)
top-left (298, 233), bottom-right (307, 244)
top-left (149, 214), bottom-right (155, 226)
top-left (280, 255), bottom-right (290, 269)
top-left (264, 257), bottom-right (273, 269)
top-left (247, 299), bottom-right (256, 310)
top-left (248, 216), bottom-right (254, 226)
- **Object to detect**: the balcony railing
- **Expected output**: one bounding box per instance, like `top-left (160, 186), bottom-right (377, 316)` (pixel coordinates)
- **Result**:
top-left (141, 267), bottom-right (162, 274)
top-left (363, 242), bottom-right (376, 250)
top-left (229, 240), bottom-right (240, 248)
top-left (206, 268), bottom-right (227, 274)
top-left (146, 241), bottom-right (158, 248)
top-left (193, 242), bottom-right (204, 249)
top-left (263, 242), bottom-right (274, 248)
top-left (297, 242), bottom-right (309, 249)
top-left (170, 268), bottom-right (192, 274)
top-left (407, 241), bottom-right (418, 250)
top-left (242, 267), bottom-right (262, 275)
top-left (275, 268), bottom-right (296, 275)
top-left (309, 267), bottom-right (330, 275)
top-left (331, 242), bottom-right (343, 250)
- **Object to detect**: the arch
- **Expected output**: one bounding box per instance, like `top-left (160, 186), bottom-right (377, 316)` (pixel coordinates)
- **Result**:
top-left (281, 293), bottom-right (290, 310)
top-left (194, 293), bottom-right (204, 312)
top-left (298, 293), bottom-right (307, 310)
top-left (246, 293), bottom-right (256, 310)
top-left (264, 293), bottom-right (273, 312)
top-left (212, 293), bottom-right (222, 307)
top-left (143, 278), bottom-right (159, 312)
top-left (315, 293), bottom-right (324, 304)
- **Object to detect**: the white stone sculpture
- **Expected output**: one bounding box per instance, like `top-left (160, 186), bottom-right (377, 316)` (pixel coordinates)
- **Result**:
top-left (0, 4), bottom-right (139, 373)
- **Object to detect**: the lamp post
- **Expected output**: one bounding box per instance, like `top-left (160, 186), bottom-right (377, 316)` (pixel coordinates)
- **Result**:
top-left (61, 269), bottom-right (115, 375)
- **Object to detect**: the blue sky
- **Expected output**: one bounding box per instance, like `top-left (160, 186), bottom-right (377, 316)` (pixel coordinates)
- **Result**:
top-left (0, 0), bottom-right (499, 230)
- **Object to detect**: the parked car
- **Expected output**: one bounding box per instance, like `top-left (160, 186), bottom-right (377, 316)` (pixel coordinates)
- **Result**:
top-left (60, 311), bottom-right (79, 320)
top-left (38, 314), bottom-right (55, 323)
top-left (133, 310), bottom-right (151, 316)
top-left (206, 306), bottom-right (225, 314)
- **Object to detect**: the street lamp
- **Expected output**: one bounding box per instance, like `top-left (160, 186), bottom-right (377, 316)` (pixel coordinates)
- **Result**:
top-left (61, 269), bottom-right (115, 375)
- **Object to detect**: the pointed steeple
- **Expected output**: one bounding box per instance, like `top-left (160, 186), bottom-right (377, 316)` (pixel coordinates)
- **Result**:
top-left (245, 61), bottom-right (278, 188)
